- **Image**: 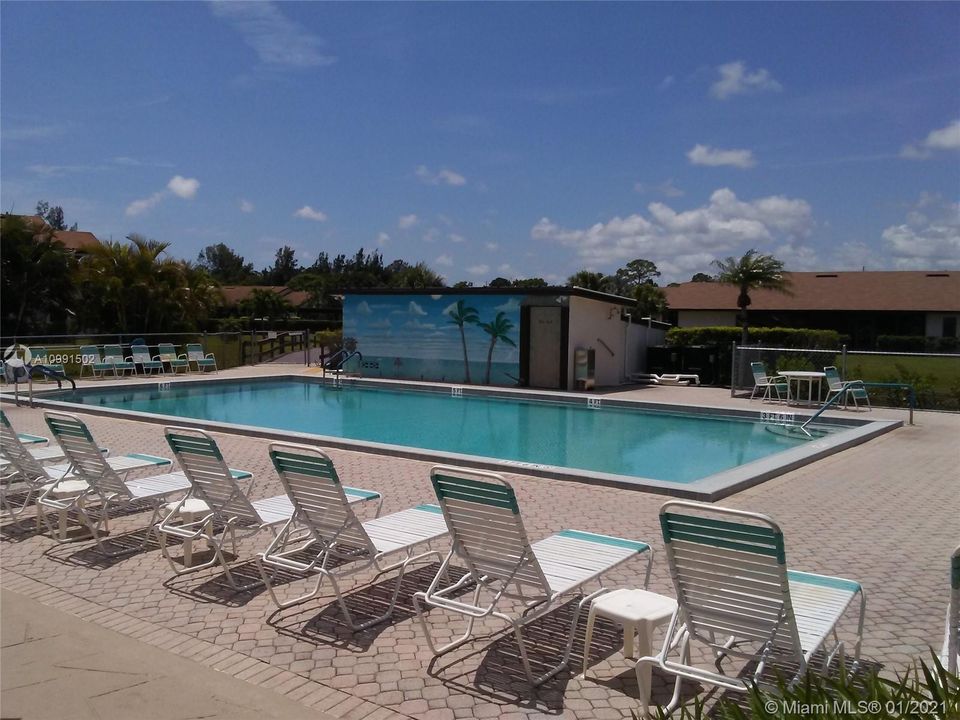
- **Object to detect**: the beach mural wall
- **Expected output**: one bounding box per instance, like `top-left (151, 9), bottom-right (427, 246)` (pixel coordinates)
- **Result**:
top-left (343, 294), bottom-right (522, 385)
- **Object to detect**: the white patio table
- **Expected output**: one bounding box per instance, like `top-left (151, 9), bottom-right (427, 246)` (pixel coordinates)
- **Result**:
top-left (777, 370), bottom-right (826, 406)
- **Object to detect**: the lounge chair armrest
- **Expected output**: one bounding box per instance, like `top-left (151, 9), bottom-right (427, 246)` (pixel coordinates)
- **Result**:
top-left (177, 353), bottom-right (188, 361)
top-left (152, 354), bottom-right (163, 362)
top-left (205, 353), bottom-right (216, 359)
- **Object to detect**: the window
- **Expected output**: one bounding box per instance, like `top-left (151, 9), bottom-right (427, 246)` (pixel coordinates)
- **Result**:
top-left (944, 316), bottom-right (958, 338)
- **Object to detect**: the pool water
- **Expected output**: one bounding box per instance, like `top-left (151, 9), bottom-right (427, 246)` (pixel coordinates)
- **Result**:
top-left (55, 379), bottom-right (828, 484)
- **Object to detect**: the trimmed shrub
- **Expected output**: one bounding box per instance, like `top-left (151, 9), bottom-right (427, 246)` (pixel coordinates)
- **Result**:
top-left (666, 326), bottom-right (841, 349)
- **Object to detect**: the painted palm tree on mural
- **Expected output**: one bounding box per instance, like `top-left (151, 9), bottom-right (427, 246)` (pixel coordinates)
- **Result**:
top-left (479, 311), bottom-right (517, 385)
top-left (447, 299), bottom-right (480, 383)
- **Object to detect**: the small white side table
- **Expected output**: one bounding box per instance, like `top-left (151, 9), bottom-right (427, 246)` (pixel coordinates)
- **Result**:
top-left (580, 588), bottom-right (677, 703)
top-left (43, 479), bottom-right (90, 540)
top-left (163, 498), bottom-right (212, 567)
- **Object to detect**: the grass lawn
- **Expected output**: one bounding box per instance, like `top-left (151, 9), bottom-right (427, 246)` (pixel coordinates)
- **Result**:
top-left (845, 353), bottom-right (960, 410)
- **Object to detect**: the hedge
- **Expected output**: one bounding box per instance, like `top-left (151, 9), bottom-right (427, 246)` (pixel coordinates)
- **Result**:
top-left (666, 326), bottom-right (841, 349)
top-left (877, 335), bottom-right (960, 353)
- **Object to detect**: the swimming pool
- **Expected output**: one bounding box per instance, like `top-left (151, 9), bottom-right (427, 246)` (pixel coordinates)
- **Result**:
top-left (41, 377), bottom-right (900, 499)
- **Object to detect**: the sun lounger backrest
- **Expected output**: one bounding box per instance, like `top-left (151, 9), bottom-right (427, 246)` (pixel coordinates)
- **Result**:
top-left (660, 501), bottom-right (803, 659)
top-left (750, 362), bottom-right (767, 382)
top-left (823, 366), bottom-right (844, 391)
top-left (269, 444), bottom-right (373, 550)
top-left (157, 343), bottom-right (178, 361)
top-left (131, 345), bottom-right (151, 363)
top-left (103, 345), bottom-right (124, 362)
top-left (0, 411), bottom-right (48, 481)
top-left (430, 466), bottom-right (549, 592)
top-left (186, 344), bottom-right (204, 361)
top-left (45, 411), bottom-right (129, 497)
top-left (165, 427), bottom-right (259, 523)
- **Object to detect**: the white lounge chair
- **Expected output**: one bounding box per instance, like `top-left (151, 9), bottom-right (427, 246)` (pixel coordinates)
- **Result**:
top-left (160, 429), bottom-right (382, 591)
top-left (943, 545), bottom-right (960, 674)
top-left (129, 344), bottom-right (164, 375)
top-left (413, 466), bottom-right (652, 686)
top-left (185, 343), bottom-right (217, 373)
top-left (40, 411), bottom-right (185, 555)
top-left (750, 361), bottom-right (788, 402)
top-left (257, 443), bottom-right (448, 629)
top-left (104, 344), bottom-right (136, 377)
top-left (157, 343), bottom-right (190, 374)
top-left (636, 501), bottom-right (866, 716)
top-left (0, 411), bottom-right (78, 528)
top-left (631, 373), bottom-right (700, 386)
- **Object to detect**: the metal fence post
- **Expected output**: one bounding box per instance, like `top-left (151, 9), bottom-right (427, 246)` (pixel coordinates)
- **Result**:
top-left (730, 341), bottom-right (737, 397)
top-left (841, 344), bottom-right (847, 378)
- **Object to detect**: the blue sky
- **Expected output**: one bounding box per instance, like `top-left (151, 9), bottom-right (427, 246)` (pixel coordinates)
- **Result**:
top-left (2, 2), bottom-right (958, 284)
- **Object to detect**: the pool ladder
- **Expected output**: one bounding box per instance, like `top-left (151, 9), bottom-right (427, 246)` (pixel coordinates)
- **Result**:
top-left (321, 351), bottom-right (363, 389)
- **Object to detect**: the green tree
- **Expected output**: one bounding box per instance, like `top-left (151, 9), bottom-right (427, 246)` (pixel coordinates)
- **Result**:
top-left (567, 270), bottom-right (608, 291)
top-left (479, 311), bottom-right (517, 384)
top-left (488, 277), bottom-right (511, 288)
top-left (511, 277), bottom-right (548, 288)
top-left (0, 214), bottom-right (76, 335)
top-left (691, 272), bottom-right (715, 282)
top-left (390, 261), bottom-right (445, 288)
top-left (197, 243), bottom-right (254, 284)
top-left (447, 299), bottom-right (480, 383)
top-left (612, 258), bottom-right (660, 295)
top-left (35, 200), bottom-right (76, 231)
top-left (240, 288), bottom-right (292, 321)
top-left (713, 249), bottom-right (789, 344)
top-left (261, 245), bottom-right (300, 285)
top-left (634, 283), bottom-right (668, 318)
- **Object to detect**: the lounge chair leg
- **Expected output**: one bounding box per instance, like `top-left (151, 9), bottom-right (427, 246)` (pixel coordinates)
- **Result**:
top-left (414, 583), bottom-right (482, 656)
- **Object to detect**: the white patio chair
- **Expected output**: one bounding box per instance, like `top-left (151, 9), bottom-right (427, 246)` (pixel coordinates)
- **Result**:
top-left (160, 429), bottom-right (382, 591)
top-left (824, 366), bottom-right (871, 411)
top-left (750, 361), bottom-right (788, 402)
top-left (257, 443), bottom-right (448, 630)
top-left (413, 466), bottom-right (652, 686)
top-left (635, 501), bottom-right (866, 716)
top-left (40, 411), bottom-right (185, 555)
top-left (943, 545), bottom-right (960, 673)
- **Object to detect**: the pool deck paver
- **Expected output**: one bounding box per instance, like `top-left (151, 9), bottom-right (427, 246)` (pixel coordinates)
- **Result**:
top-left (1, 367), bottom-right (957, 719)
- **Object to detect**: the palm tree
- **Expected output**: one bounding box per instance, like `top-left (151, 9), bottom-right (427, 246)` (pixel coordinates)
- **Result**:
top-left (567, 270), bottom-right (608, 292)
top-left (478, 311), bottom-right (517, 385)
top-left (713, 249), bottom-right (789, 344)
top-left (447, 299), bottom-right (479, 383)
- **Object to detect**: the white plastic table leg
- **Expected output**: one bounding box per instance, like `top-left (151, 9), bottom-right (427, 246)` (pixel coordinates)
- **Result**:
top-left (635, 619), bottom-right (654, 706)
top-left (580, 604), bottom-right (599, 678)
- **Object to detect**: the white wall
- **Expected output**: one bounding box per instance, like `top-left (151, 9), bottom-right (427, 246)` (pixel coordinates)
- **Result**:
top-left (925, 312), bottom-right (960, 337)
top-left (626, 322), bottom-right (668, 375)
top-left (677, 310), bottom-right (736, 327)
top-left (567, 296), bottom-right (628, 388)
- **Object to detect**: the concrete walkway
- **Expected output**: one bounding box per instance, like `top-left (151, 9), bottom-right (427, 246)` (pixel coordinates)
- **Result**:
top-left (1, 589), bottom-right (330, 720)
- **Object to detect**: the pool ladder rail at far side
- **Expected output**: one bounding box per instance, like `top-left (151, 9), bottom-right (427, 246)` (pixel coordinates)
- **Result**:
top-left (320, 350), bottom-right (363, 389)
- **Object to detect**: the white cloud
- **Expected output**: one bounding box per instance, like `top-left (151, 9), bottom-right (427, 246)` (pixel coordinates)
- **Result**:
top-left (240, 199), bottom-right (254, 213)
top-left (376, 232), bottom-right (390, 246)
top-left (125, 174), bottom-right (200, 216)
top-left (407, 301), bottom-right (427, 316)
top-left (634, 179), bottom-right (685, 197)
top-left (710, 61), bottom-right (782, 100)
top-left (448, 233), bottom-right (466, 243)
top-left (659, 75), bottom-right (675, 90)
top-left (167, 175), bottom-right (200, 199)
top-left (434, 254), bottom-right (454, 267)
top-left (398, 214), bottom-right (418, 229)
top-left (881, 195), bottom-right (960, 269)
top-left (422, 228), bottom-right (440, 243)
top-left (495, 297), bottom-right (521, 312)
top-left (497, 263), bottom-right (513, 274)
top-left (415, 165), bottom-right (467, 187)
top-left (687, 144), bottom-right (756, 169)
top-left (356, 301), bottom-right (373, 316)
top-left (900, 119), bottom-right (960, 159)
top-left (531, 187), bottom-right (812, 281)
top-left (467, 264), bottom-right (490, 276)
top-left (125, 192), bottom-right (165, 217)
top-left (209, 1), bottom-right (337, 68)
top-left (294, 205), bottom-right (327, 221)
top-left (484, 242), bottom-right (500, 251)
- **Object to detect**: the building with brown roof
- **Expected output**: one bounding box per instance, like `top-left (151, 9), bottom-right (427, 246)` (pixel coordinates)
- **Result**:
top-left (663, 271), bottom-right (960, 347)
top-left (2, 214), bottom-right (101, 254)
top-left (219, 285), bottom-right (312, 308)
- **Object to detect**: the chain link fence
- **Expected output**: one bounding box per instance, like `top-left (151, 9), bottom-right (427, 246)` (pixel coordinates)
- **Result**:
top-left (733, 344), bottom-right (960, 411)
